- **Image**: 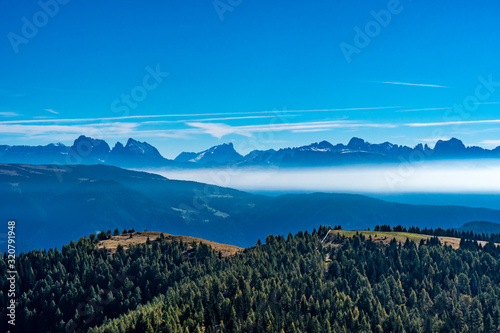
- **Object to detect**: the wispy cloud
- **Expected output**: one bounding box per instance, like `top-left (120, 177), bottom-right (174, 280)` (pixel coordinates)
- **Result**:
top-left (44, 109), bottom-right (59, 114)
top-left (0, 114), bottom-right (213, 125)
top-left (186, 122), bottom-right (253, 139)
top-left (292, 129), bottom-right (332, 133)
top-left (0, 122), bottom-right (139, 137)
top-left (396, 107), bottom-right (451, 113)
top-left (397, 102), bottom-right (500, 113)
top-left (406, 119), bottom-right (500, 127)
top-left (25, 129), bottom-right (194, 143)
top-left (480, 140), bottom-right (500, 147)
top-left (0, 118), bottom-right (206, 143)
top-left (0, 112), bottom-right (20, 117)
top-left (0, 107), bottom-right (398, 125)
top-left (282, 106), bottom-right (399, 112)
top-left (187, 120), bottom-right (397, 138)
top-left (1, 116), bottom-right (397, 141)
top-left (382, 81), bottom-right (448, 88)
top-left (418, 137), bottom-right (453, 143)
top-left (474, 102), bottom-right (500, 105)
top-left (140, 115), bottom-right (283, 126)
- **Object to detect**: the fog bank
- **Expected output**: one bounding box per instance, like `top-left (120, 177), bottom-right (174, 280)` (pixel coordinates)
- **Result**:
top-left (148, 160), bottom-right (500, 194)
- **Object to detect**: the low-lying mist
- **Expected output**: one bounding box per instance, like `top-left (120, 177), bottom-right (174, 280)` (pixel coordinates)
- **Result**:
top-left (148, 159), bottom-right (500, 195)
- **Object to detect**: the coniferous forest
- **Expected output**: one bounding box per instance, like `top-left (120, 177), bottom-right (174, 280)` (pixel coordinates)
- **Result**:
top-left (1, 226), bottom-right (500, 333)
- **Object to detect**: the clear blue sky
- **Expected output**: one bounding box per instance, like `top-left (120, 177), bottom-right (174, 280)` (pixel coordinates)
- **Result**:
top-left (2, 0), bottom-right (500, 158)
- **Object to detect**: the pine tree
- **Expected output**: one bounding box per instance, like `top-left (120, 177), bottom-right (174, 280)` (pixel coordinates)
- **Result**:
top-left (471, 308), bottom-right (484, 333)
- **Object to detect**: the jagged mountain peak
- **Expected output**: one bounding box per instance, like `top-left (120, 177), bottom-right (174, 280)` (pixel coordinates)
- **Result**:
top-left (112, 141), bottom-right (125, 150)
top-left (299, 140), bottom-right (335, 151)
top-left (48, 142), bottom-right (66, 147)
top-left (347, 137), bottom-right (367, 149)
top-left (208, 142), bottom-right (235, 151)
top-left (111, 138), bottom-right (164, 159)
top-left (433, 137), bottom-right (466, 154)
top-left (72, 135), bottom-right (109, 148)
top-left (70, 135), bottom-right (110, 160)
top-left (174, 142), bottom-right (243, 164)
top-left (125, 138), bottom-right (142, 146)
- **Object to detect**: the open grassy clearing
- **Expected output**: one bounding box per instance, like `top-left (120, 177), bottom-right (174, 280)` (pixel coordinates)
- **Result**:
top-left (97, 231), bottom-right (243, 257)
top-left (328, 230), bottom-right (499, 250)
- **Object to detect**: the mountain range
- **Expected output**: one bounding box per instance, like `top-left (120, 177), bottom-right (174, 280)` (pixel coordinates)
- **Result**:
top-left (0, 136), bottom-right (170, 167)
top-left (3, 163), bottom-right (500, 252)
top-left (1, 136), bottom-right (499, 169)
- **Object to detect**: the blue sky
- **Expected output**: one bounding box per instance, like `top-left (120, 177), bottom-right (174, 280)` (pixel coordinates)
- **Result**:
top-left (1, 0), bottom-right (500, 158)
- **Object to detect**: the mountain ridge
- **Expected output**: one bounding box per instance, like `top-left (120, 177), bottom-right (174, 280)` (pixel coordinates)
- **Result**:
top-left (458, 221), bottom-right (500, 234)
top-left (1, 136), bottom-right (499, 168)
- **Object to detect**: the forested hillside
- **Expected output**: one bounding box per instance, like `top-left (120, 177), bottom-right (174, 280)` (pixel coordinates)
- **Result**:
top-left (1, 227), bottom-right (500, 332)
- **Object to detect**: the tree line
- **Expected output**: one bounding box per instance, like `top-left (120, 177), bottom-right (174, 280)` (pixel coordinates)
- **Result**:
top-left (374, 224), bottom-right (500, 243)
top-left (1, 225), bottom-right (500, 332)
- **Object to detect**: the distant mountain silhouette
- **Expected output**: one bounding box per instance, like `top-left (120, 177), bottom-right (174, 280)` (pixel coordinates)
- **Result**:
top-left (433, 138), bottom-right (467, 157)
top-left (0, 135), bottom-right (173, 168)
top-left (107, 138), bottom-right (169, 167)
top-left (71, 135), bottom-right (111, 164)
top-left (181, 137), bottom-right (499, 166)
top-left (0, 136), bottom-right (499, 168)
top-left (458, 221), bottom-right (500, 234)
top-left (236, 137), bottom-right (498, 167)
